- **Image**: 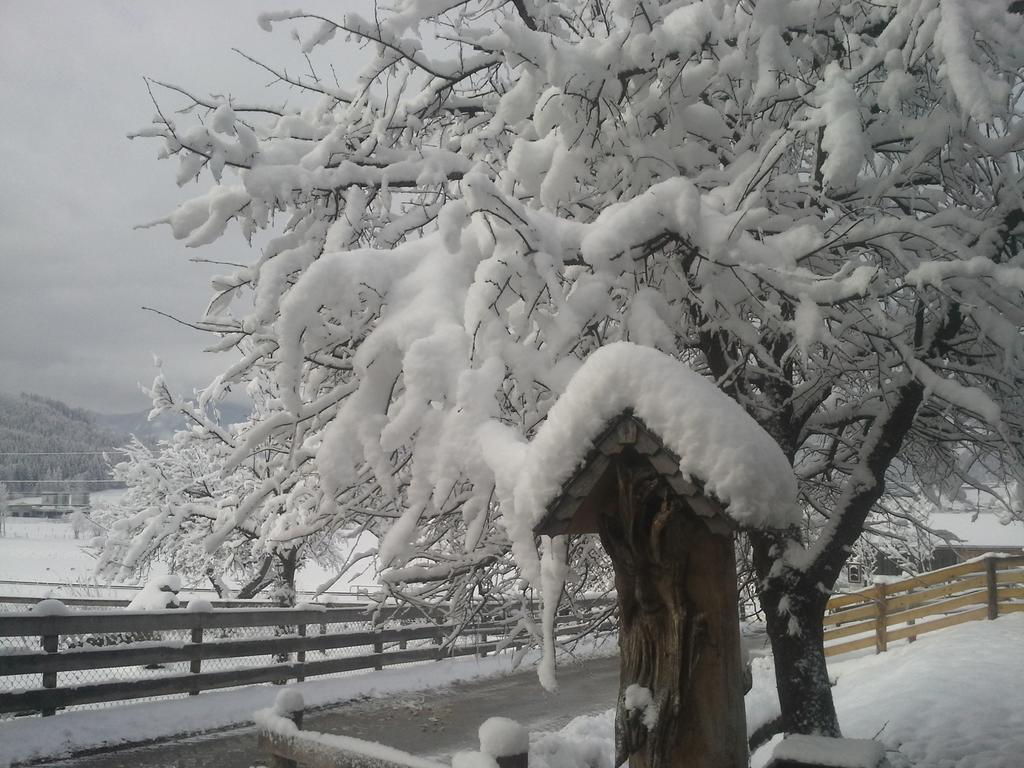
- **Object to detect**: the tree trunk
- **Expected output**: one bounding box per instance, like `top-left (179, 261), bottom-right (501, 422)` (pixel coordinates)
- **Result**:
top-left (274, 550), bottom-right (298, 607)
top-left (273, 550), bottom-right (299, 667)
top-left (757, 580), bottom-right (838, 737)
top-left (750, 528), bottom-right (840, 737)
top-left (236, 554), bottom-right (276, 600)
top-left (598, 454), bottom-right (747, 768)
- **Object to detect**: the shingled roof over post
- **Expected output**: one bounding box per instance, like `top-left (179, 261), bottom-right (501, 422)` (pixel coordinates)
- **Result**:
top-left (532, 410), bottom-right (734, 538)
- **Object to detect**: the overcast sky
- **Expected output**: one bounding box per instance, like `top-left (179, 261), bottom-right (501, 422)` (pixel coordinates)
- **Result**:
top-left (0, 1), bottom-right (360, 413)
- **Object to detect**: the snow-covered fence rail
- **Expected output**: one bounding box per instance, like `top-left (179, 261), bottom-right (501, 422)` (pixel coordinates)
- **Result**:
top-left (0, 604), bottom-right (608, 718)
top-left (0, 594), bottom-right (280, 610)
top-left (823, 555), bottom-right (1024, 657)
top-left (0, 579), bottom-right (375, 612)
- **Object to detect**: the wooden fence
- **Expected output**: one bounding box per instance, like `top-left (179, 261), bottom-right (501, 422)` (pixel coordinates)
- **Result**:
top-left (824, 555), bottom-right (1024, 658)
top-left (0, 603), bottom-right (611, 718)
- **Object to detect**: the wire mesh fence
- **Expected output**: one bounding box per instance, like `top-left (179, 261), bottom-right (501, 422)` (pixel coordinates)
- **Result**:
top-left (1, 600), bottom-right (611, 720)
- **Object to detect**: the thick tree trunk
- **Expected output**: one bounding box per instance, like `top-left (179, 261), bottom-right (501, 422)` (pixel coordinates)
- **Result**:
top-left (274, 550), bottom-right (298, 607)
top-left (750, 530), bottom-right (840, 737)
top-left (756, 575), bottom-right (838, 737)
top-left (598, 454), bottom-right (747, 768)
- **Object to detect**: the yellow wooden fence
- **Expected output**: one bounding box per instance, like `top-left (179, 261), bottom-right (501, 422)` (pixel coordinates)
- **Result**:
top-left (824, 555), bottom-right (1024, 658)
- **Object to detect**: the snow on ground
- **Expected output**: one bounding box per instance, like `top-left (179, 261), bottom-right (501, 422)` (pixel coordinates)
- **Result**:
top-left (749, 613), bottom-right (1024, 768)
top-left (0, 641), bottom-right (616, 766)
top-left (0, 518), bottom-right (105, 590)
top-left (828, 614), bottom-right (1024, 768)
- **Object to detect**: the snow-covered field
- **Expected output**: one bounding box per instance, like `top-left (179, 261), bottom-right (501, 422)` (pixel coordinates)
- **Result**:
top-left (1, 615), bottom-right (1020, 767)
top-left (0, 519), bottom-right (106, 593)
top-left (0, 517), bottom-right (373, 601)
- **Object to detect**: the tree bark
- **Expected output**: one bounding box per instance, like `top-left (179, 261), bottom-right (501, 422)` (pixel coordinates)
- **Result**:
top-left (749, 542), bottom-right (839, 737)
top-left (598, 454), bottom-right (747, 768)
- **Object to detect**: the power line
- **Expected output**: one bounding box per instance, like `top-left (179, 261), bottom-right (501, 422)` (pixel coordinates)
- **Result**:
top-left (0, 451), bottom-right (114, 456)
top-left (1, 479), bottom-right (117, 484)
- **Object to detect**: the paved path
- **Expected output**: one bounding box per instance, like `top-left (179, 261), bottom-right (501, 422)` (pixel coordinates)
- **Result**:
top-left (36, 656), bottom-right (621, 768)
top-left (34, 630), bottom-right (768, 768)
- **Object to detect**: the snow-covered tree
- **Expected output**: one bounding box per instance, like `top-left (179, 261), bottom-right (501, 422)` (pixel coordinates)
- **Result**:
top-left (92, 377), bottom-right (369, 603)
top-left (135, 0), bottom-right (1024, 742)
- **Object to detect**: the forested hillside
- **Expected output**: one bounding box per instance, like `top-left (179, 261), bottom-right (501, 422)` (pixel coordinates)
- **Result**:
top-left (0, 393), bottom-right (128, 492)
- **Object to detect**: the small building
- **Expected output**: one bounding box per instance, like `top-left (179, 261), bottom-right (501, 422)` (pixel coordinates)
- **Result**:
top-left (869, 510), bottom-right (1024, 577)
top-left (927, 511), bottom-right (1024, 568)
top-left (6, 492), bottom-right (91, 519)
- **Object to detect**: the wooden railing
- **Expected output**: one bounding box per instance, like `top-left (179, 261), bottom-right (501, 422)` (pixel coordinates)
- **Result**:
top-left (824, 555), bottom-right (1024, 658)
top-left (0, 604), bottom-right (611, 717)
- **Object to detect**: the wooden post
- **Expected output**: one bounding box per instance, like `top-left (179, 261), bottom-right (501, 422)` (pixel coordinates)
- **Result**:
top-left (189, 626), bottom-right (203, 695)
top-left (874, 583), bottom-right (887, 654)
top-left (296, 624), bottom-right (306, 682)
top-left (373, 630), bottom-right (384, 671)
top-left (598, 455), bottom-right (747, 768)
top-left (41, 632), bottom-right (58, 717)
top-left (985, 558), bottom-right (999, 620)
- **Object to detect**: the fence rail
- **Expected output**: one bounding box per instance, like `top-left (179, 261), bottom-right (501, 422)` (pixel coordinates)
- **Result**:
top-left (0, 602), bottom-right (611, 718)
top-left (824, 555), bottom-right (1024, 658)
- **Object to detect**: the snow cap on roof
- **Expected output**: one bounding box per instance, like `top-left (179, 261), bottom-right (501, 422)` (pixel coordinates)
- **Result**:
top-left (513, 343), bottom-right (799, 532)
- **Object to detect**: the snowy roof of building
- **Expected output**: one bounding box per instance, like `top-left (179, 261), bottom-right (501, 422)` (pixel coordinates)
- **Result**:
top-left (929, 511), bottom-right (1024, 548)
top-left (514, 343), bottom-right (800, 534)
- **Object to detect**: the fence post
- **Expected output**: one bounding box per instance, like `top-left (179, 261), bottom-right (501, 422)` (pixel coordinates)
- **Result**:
top-left (189, 626), bottom-right (203, 695)
top-left (874, 583), bottom-right (888, 654)
top-left (296, 624), bottom-right (306, 682)
top-left (41, 631), bottom-right (58, 716)
top-left (985, 557), bottom-right (999, 620)
top-left (373, 629), bottom-right (384, 671)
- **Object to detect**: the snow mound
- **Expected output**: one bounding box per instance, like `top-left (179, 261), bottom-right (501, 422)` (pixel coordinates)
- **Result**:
top-left (127, 574), bottom-right (182, 610)
top-left (274, 688), bottom-right (304, 717)
top-left (479, 716), bottom-right (529, 757)
top-left (513, 343), bottom-right (799, 532)
top-left (30, 598), bottom-right (70, 616)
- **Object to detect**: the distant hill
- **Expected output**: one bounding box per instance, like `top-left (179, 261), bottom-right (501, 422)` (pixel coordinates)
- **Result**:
top-left (0, 392), bottom-right (253, 494)
top-left (0, 393), bottom-right (128, 493)
top-left (92, 401), bottom-right (250, 442)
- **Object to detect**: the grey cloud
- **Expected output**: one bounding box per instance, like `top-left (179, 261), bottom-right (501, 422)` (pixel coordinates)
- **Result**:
top-left (0, 0), bottom-right (361, 412)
